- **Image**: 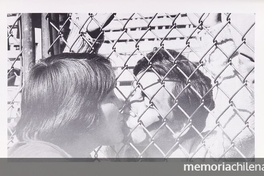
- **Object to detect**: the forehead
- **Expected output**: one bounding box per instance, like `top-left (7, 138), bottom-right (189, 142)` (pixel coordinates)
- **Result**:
top-left (135, 72), bottom-right (175, 93)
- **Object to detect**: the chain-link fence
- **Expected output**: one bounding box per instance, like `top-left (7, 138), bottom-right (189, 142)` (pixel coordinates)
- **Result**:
top-left (7, 13), bottom-right (255, 160)
top-left (7, 13), bottom-right (22, 147)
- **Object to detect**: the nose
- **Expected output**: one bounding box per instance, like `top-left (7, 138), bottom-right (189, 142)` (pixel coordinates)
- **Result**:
top-left (115, 96), bottom-right (123, 109)
top-left (123, 102), bottom-right (143, 129)
top-left (123, 84), bottom-right (151, 126)
top-left (129, 87), bottom-right (143, 103)
top-left (115, 98), bottom-right (126, 121)
top-left (112, 89), bottom-right (124, 109)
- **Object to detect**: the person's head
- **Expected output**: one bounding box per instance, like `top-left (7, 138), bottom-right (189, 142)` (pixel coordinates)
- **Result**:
top-left (16, 53), bottom-right (124, 155)
top-left (126, 48), bottom-right (215, 156)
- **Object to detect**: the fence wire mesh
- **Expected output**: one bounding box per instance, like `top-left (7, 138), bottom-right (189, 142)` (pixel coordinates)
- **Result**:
top-left (7, 13), bottom-right (23, 147)
top-left (7, 13), bottom-right (255, 160)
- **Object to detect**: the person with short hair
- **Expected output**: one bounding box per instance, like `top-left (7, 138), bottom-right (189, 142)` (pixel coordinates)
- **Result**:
top-left (9, 53), bottom-right (125, 158)
top-left (125, 48), bottom-right (215, 157)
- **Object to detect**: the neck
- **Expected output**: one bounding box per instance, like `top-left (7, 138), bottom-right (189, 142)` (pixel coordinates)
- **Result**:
top-left (177, 128), bottom-right (201, 154)
top-left (163, 128), bottom-right (201, 156)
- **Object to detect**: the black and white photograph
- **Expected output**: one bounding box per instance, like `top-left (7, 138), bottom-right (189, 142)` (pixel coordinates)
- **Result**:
top-left (6, 13), bottom-right (255, 160)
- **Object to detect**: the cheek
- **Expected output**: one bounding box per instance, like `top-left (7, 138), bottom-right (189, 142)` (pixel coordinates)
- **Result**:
top-left (100, 104), bottom-right (122, 133)
top-left (152, 91), bottom-right (172, 118)
top-left (99, 104), bottom-right (124, 144)
top-left (140, 110), bottom-right (160, 127)
top-left (127, 90), bottom-right (175, 144)
top-left (101, 103), bottom-right (120, 121)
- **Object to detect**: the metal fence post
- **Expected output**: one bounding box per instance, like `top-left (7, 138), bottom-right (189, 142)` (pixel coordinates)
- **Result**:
top-left (21, 13), bottom-right (36, 82)
top-left (50, 13), bottom-right (61, 55)
top-left (41, 13), bottom-right (51, 58)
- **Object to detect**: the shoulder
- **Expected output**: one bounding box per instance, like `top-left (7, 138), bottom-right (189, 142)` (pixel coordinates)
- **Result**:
top-left (8, 141), bottom-right (71, 158)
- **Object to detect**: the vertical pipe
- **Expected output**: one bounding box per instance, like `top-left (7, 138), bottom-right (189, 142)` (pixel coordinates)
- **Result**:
top-left (18, 15), bottom-right (23, 87)
top-left (50, 13), bottom-right (60, 55)
top-left (41, 13), bottom-right (51, 58)
top-left (21, 13), bottom-right (35, 82)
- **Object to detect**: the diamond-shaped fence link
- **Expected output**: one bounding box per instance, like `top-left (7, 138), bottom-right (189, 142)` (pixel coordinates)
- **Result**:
top-left (7, 13), bottom-right (255, 160)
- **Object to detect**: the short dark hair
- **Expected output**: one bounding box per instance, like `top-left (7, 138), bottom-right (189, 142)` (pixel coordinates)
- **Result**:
top-left (16, 53), bottom-right (116, 146)
top-left (134, 48), bottom-right (215, 132)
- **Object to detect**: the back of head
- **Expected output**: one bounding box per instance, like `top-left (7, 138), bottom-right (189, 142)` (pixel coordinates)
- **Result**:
top-left (134, 48), bottom-right (215, 133)
top-left (16, 53), bottom-right (116, 146)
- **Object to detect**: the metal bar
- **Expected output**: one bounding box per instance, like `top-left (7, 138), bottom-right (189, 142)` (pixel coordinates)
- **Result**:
top-left (41, 13), bottom-right (51, 58)
top-left (18, 14), bottom-right (23, 87)
top-left (50, 13), bottom-right (61, 55)
top-left (21, 13), bottom-right (36, 82)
